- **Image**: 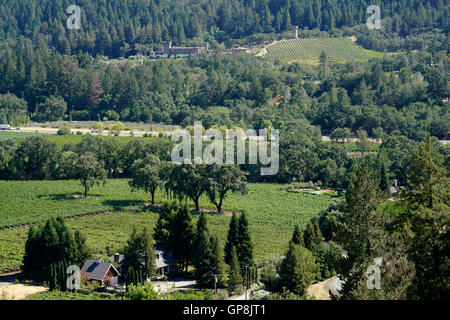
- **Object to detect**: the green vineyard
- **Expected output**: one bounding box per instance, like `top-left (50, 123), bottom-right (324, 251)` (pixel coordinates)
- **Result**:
top-left (264, 37), bottom-right (382, 61)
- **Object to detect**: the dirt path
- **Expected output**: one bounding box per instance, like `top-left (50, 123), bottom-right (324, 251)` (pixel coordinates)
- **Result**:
top-left (0, 273), bottom-right (47, 300)
top-left (307, 276), bottom-right (342, 300)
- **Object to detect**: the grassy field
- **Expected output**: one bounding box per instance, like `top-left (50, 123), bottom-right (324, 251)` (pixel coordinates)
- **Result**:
top-left (264, 37), bottom-right (382, 61)
top-left (0, 180), bottom-right (337, 272)
top-left (45, 134), bottom-right (168, 149)
top-left (0, 131), bottom-right (50, 141)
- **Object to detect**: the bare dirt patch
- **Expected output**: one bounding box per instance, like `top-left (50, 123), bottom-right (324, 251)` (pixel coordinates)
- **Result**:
top-left (0, 273), bottom-right (47, 300)
top-left (0, 283), bottom-right (48, 300)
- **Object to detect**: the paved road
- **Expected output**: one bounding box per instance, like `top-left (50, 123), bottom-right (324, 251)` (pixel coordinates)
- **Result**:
top-left (13, 127), bottom-right (450, 145)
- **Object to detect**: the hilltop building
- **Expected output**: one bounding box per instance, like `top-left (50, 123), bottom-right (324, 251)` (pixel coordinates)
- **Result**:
top-left (158, 41), bottom-right (210, 57)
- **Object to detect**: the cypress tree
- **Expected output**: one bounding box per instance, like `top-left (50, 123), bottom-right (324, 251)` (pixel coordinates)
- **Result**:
top-left (227, 247), bottom-right (243, 295)
top-left (303, 221), bottom-right (315, 249)
top-left (290, 225), bottom-right (304, 246)
top-left (224, 213), bottom-right (239, 265)
top-left (127, 266), bottom-right (135, 289)
top-left (193, 212), bottom-right (209, 266)
top-left (313, 221), bottom-right (323, 245)
top-left (379, 161), bottom-right (390, 192)
top-left (49, 263), bottom-right (56, 291)
top-left (210, 236), bottom-right (226, 287)
top-left (236, 211), bottom-right (254, 271)
top-left (193, 231), bottom-right (212, 288)
top-left (169, 205), bottom-right (194, 271)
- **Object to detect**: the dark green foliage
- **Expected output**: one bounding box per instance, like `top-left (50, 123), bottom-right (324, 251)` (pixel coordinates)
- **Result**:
top-left (278, 244), bottom-right (319, 297)
top-left (205, 164), bottom-right (248, 213)
top-left (236, 211), bottom-right (254, 271)
top-left (303, 220), bottom-right (322, 250)
top-left (75, 152), bottom-right (107, 198)
top-left (402, 135), bottom-right (450, 299)
top-left (224, 213), bottom-right (239, 265)
top-left (13, 137), bottom-right (58, 180)
top-left (290, 225), bottom-right (304, 246)
top-left (154, 202), bottom-right (178, 248)
top-left (192, 212), bottom-right (226, 289)
top-left (193, 231), bottom-right (213, 288)
top-left (335, 160), bottom-right (385, 300)
top-left (168, 205), bottom-right (195, 271)
top-left (49, 263), bottom-right (56, 291)
top-left (22, 217), bottom-right (89, 282)
top-left (121, 228), bottom-right (157, 280)
top-left (166, 164), bottom-right (207, 211)
top-left (227, 247), bottom-right (243, 295)
top-left (310, 241), bottom-right (343, 280)
top-left (379, 161), bottom-right (390, 192)
top-left (129, 155), bottom-right (164, 204)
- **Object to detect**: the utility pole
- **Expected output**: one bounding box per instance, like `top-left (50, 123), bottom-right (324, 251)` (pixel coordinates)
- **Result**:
top-left (213, 274), bottom-right (219, 294)
top-left (244, 266), bottom-right (249, 300)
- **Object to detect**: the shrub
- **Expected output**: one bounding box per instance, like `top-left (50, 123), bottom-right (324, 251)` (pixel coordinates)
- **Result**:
top-left (57, 126), bottom-right (71, 136)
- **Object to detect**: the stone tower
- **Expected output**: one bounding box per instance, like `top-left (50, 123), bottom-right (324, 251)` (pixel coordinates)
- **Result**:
top-left (292, 26), bottom-right (299, 39)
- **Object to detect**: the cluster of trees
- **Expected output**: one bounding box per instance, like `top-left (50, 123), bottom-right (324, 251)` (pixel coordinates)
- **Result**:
top-left (0, 135), bottom-right (172, 180)
top-left (152, 203), bottom-right (256, 294)
top-left (2, 127), bottom-right (449, 192)
top-left (48, 260), bottom-right (70, 292)
top-left (308, 134), bottom-right (449, 300)
top-left (22, 217), bottom-right (89, 282)
top-left (260, 221), bottom-right (342, 299)
top-left (1, 0), bottom-right (447, 57)
top-left (0, 41), bottom-right (447, 142)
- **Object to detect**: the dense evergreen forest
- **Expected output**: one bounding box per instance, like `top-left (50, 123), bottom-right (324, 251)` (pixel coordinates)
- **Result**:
top-left (0, 1), bottom-right (448, 139)
top-left (0, 40), bottom-right (448, 140)
top-left (0, 0), bottom-right (448, 56)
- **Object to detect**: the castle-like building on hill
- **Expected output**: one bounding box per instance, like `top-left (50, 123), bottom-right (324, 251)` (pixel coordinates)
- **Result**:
top-left (158, 41), bottom-right (210, 57)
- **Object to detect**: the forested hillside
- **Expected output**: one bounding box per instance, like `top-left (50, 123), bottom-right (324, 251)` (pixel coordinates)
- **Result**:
top-left (0, 0), bottom-right (448, 140)
top-left (0, 0), bottom-right (448, 57)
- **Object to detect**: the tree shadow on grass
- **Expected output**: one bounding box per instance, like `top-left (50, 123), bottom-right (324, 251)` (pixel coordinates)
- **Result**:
top-left (36, 193), bottom-right (79, 201)
top-left (37, 193), bottom-right (103, 201)
top-left (102, 199), bottom-right (147, 211)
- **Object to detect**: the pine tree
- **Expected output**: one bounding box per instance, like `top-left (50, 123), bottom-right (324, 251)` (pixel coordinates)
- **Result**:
top-left (224, 213), bottom-right (239, 265)
top-left (403, 135), bottom-right (450, 299)
top-left (335, 160), bottom-right (385, 300)
top-left (404, 134), bottom-right (447, 209)
top-left (279, 244), bottom-right (318, 297)
top-left (227, 247), bottom-right (243, 295)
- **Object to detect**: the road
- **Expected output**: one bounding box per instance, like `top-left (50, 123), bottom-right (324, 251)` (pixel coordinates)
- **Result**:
top-left (12, 126), bottom-right (450, 145)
